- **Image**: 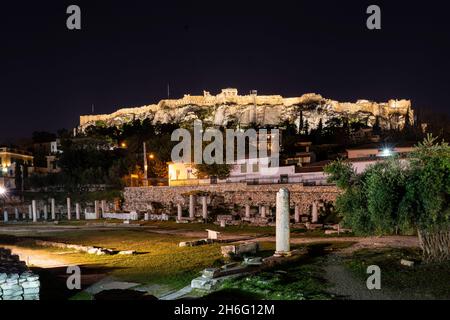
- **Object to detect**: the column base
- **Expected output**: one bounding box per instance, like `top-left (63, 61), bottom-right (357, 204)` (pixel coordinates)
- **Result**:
top-left (274, 251), bottom-right (292, 257)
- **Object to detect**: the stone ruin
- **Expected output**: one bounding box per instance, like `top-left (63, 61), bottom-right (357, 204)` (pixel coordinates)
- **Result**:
top-left (0, 248), bottom-right (40, 300)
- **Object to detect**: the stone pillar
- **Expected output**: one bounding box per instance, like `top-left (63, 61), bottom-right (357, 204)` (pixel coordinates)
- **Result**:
top-left (94, 201), bottom-right (100, 219)
top-left (3, 210), bottom-right (8, 223)
top-left (294, 205), bottom-right (300, 223)
top-left (177, 203), bottom-right (182, 221)
top-left (76, 203), bottom-right (81, 220)
top-left (101, 200), bottom-right (107, 216)
top-left (260, 205), bottom-right (266, 218)
top-left (15, 208), bottom-right (19, 221)
top-left (67, 198), bottom-right (71, 220)
top-left (202, 197), bottom-right (208, 220)
top-left (51, 198), bottom-right (56, 220)
top-left (44, 205), bottom-right (48, 221)
top-left (28, 205), bottom-right (32, 220)
top-left (22, 212), bottom-right (26, 220)
top-left (32, 200), bottom-right (37, 223)
top-left (275, 188), bottom-right (290, 256)
top-left (312, 201), bottom-right (319, 223)
top-left (245, 204), bottom-right (251, 218)
top-left (189, 195), bottom-right (196, 219)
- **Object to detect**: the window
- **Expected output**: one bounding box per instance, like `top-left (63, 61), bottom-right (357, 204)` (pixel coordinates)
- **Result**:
top-left (252, 163), bottom-right (259, 173)
top-left (241, 164), bottom-right (247, 173)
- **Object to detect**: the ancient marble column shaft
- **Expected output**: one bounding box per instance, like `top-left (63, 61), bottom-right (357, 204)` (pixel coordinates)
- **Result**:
top-left (32, 200), bottom-right (37, 223)
top-left (67, 198), bottom-right (71, 220)
top-left (260, 205), bottom-right (266, 218)
top-left (95, 200), bottom-right (100, 219)
top-left (312, 201), bottom-right (319, 223)
top-left (177, 203), bottom-right (183, 221)
top-left (202, 196), bottom-right (208, 220)
top-left (294, 205), bottom-right (300, 223)
top-left (51, 198), bottom-right (56, 220)
top-left (76, 203), bottom-right (81, 220)
top-left (275, 188), bottom-right (290, 256)
top-left (101, 200), bottom-right (107, 216)
top-left (189, 195), bottom-right (196, 219)
top-left (245, 204), bottom-right (251, 218)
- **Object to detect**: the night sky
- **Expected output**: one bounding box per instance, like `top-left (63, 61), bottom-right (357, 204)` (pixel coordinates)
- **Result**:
top-left (1, 0), bottom-right (450, 142)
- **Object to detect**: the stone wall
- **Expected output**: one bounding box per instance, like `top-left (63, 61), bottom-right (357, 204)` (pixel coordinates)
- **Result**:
top-left (0, 248), bottom-right (40, 300)
top-left (124, 183), bottom-right (340, 216)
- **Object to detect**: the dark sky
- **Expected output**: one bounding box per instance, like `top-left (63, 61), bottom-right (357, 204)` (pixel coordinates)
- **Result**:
top-left (1, 0), bottom-right (450, 142)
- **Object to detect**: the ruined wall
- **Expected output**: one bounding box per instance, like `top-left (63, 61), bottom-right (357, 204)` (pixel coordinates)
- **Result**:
top-left (0, 248), bottom-right (40, 300)
top-left (123, 183), bottom-right (340, 215)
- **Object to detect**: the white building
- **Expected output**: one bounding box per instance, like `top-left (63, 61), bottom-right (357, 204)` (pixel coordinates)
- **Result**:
top-left (168, 157), bottom-right (327, 186)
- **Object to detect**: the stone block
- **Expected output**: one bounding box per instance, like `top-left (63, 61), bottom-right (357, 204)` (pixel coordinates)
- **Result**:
top-left (400, 259), bottom-right (414, 267)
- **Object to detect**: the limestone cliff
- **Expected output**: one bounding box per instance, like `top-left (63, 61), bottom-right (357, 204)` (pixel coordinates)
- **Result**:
top-left (79, 88), bottom-right (413, 130)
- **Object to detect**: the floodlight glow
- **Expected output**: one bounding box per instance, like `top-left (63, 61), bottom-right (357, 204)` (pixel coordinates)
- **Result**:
top-left (380, 148), bottom-right (392, 157)
top-left (0, 187), bottom-right (6, 196)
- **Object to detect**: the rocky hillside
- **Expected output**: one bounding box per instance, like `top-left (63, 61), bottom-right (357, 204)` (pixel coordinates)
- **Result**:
top-left (79, 89), bottom-right (412, 131)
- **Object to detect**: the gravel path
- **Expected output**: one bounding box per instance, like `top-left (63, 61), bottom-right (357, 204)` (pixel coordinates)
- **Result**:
top-left (324, 254), bottom-right (393, 300)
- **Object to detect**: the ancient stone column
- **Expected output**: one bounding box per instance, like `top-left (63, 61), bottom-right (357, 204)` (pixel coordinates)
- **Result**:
top-left (15, 208), bottom-right (19, 221)
top-left (177, 203), bottom-right (183, 221)
top-left (43, 205), bottom-right (48, 221)
top-left (76, 203), bottom-right (81, 220)
top-left (189, 195), bottom-right (196, 219)
top-left (312, 201), bottom-right (319, 223)
top-left (3, 210), bottom-right (8, 223)
top-left (32, 200), bottom-right (37, 223)
top-left (51, 198), bottom-right (56, 220)
top-left (28, 205), bottom-right (32, 220)
top-left (260, 205), bottom-right (266, 218)
top-left (22, 212), bottom-right (26, 220)
top-left (294, 205), bottom-right (300, 224)
top-left (67, 198), bottom-right (71, 220)
top-left (94, 201), bottom-right (100, 219)
top-left (202, 197), bottom-right (208, 220)
top-left (101, 200), bottom-right (107, 216)
top-left (275, 188), bottom-right (290, 256)
top-left (245, 204), bottom-right (251, 218)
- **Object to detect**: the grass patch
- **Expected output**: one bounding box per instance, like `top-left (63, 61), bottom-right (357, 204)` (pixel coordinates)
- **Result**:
top-left (1, 230), bottom-right (225, 291)
top-left (344, 247), bottom-right (450, 299)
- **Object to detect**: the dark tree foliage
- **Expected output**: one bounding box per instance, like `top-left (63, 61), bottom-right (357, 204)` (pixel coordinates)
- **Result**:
top-left (325, 136), bottom-right (450, 262)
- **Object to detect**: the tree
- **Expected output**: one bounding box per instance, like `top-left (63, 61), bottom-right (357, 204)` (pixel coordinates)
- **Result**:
top-left (194, 163), bottom-right (232, 180)
top-left (317, 118), bottom-right (323, 136)
top-left (325, 136), bottom-right (450, 262)
top-left (299, 110), bottom-right (304, 133)
top-left (372, 116), bottom-right (381, 134)
top-left (398, 135), bottom-right (450, 262)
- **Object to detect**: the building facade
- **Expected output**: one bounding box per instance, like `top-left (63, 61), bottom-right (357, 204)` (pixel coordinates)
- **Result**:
top-left (0, 148), bottom-right (34, 189)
